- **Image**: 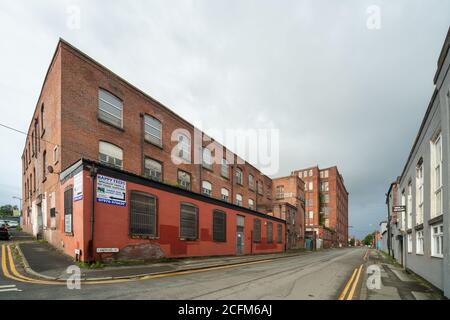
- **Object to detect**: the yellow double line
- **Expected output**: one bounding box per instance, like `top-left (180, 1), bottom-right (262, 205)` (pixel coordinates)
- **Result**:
top-left (338, 264), bottom-right (364, 300)
top-left (1, 244), bottom-right (274, 286)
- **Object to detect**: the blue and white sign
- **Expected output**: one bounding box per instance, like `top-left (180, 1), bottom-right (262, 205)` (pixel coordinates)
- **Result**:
top-left (73, 172), bottom-right (83, 202)
top-left (96, 175), bottom-right (126, 206)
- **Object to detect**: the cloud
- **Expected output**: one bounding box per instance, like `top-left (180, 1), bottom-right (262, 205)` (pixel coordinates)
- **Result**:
top-left (0, 0), bottom-right (449, 239)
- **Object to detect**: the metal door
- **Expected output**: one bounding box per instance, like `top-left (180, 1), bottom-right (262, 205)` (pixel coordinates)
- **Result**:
top-left (236, 232), bottom-right (244, 255)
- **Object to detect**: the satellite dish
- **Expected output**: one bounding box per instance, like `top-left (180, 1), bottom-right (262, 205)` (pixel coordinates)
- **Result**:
top-left (47, 165), bottom-right (54, 174)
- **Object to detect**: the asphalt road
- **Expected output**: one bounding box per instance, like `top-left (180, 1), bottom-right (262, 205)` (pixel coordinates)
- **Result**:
top-left (0, 244), bottom-right (366, 300)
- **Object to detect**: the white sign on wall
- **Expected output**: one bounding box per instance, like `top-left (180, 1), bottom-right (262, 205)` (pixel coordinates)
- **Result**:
top-left (73, 172), bottom-right (83, 202)
top-left (96, 175), bottom-right (126, 207)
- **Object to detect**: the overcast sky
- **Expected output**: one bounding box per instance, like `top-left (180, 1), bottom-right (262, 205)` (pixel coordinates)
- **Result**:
top-left (0, 0), bottom-right (449, 239)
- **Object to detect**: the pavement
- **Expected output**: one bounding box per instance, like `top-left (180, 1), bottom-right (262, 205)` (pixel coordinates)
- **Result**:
top-left (13, 238), bottom-right (312, 280)
top-left (360, 249), bottom-right (444, 300)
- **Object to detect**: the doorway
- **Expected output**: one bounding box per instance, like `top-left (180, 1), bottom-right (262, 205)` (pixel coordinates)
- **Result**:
top-left (236, 215), bottom-right (245, 255)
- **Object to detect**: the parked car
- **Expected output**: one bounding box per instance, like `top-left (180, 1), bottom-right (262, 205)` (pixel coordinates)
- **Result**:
top-left (0, 224), bottom-right (11, 241)
top-left (5, 220), bottom-right (18, 228)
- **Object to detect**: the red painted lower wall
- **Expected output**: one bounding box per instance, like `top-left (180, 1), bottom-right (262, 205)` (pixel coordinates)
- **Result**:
top-left (41, 167), bottom-right (286, 262)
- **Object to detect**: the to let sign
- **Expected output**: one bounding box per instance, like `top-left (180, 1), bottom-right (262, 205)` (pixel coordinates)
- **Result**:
top-left (393, 206), bottom-right (406, 213)
top-left (96, 248), bottom-right (119, 253)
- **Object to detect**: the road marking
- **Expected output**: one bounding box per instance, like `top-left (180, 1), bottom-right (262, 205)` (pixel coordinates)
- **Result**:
top-left (0, 287), bottom-right (22, 293)
top-left (347, 264), bottom-right (364, 300)
top-left (0, 285), bottom-right (16, 288)
top-left (2, 244), bottom-right (276, 286)
top-left (338, 268), bottom-right (358, 300)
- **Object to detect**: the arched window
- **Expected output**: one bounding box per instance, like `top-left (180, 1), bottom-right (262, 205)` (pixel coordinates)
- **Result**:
top-left (99, 141), bottom-right (123, 169)
top-left (98, 89), bottom-right (123, 128)
top-left (202, 181), bottom-right (212, 197)
top-left (221, 188), bottom-right (229, 202)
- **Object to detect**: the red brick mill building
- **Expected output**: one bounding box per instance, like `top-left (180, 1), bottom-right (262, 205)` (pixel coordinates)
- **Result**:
top-left (21, 39), bottom-right (348, 262)
top-left (20, 39), bottom-right (305, 262)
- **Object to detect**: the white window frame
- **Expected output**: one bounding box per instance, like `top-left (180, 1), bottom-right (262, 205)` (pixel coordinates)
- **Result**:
top-left (202, 148), bottom-right (213, 170)
top-left (248, 198), bottom-right (254, 210)
top-left (144, 115), bottom-right (162, 146)
top-left (221, 158), bottom-right (229, 178)
top-left (235, 193), bottom-right (243, 206)
top-left (53, 146), bottom-right (59, 164)
top-left (144, 158), bottom-right (162, 182)
top-left (431, 134), bottom-right (443, 218)
top-left (249, 174), bottom-right (254, 190)
top-left (221, 188), bottom-right (229, 202)
top-left (235, 168), bottom-right (243, 185)
top-left (177, 133), bottom-right (191, 163)
top-left (407, 182), bottom-right (413, 229)
top-left (201, 181), bottom-right (212, 197)
top-left (98, 89), bottom-right (123, 128)
top-left (431, 224), bottom-right (444, 258)
top-left (407, 233), bottom-right (412, 253)
top-left (416, 165), bottom-right (423, 225)
top-left (99, 141), bottom-right (123, 170)
top-left (416, 230), bottom-right (424, 255)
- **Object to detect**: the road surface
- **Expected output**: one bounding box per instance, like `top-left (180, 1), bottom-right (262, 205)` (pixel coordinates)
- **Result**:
top-left (0, 243), bottom-right (366, 300)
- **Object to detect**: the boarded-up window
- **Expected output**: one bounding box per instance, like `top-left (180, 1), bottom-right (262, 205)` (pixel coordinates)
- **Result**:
top-left (213, 210), bottom-right (226, 242)
top-left (253, 219), bottom-right (261, 242)
top-left (180, 203), bottom-right (198, 240)
top-left (277, 224), bottom-right (282, 243)
top-left (130, 191), bottom-right (157, 237)
top-left (64, 188), bottom-right (73, 234)
top-left (267, 222), bottom-right (273, 243)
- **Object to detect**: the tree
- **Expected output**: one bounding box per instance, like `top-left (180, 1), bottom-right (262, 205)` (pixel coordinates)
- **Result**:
top-left (349, 237), bottom-right (356, 246)
top-left (362, 233), bottom-right (374, 246)
top-left (0, 205), bottom-right (15, 217)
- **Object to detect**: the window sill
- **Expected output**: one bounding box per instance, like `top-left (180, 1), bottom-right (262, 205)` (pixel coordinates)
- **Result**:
top-left (179, 238), bottom-right (199, 241)
top-left (428, 215), bottom-right (443, 225)
top-left (98, 117), bottom-right (125, 132)
top-left (202, 166), bottom-right (214, 173)
top-left (65, 233), bottom-right (74, 237)
top-left (431, 255), bottom-right (443, 259)
top-left (414, 223), bottom-right (424, 231)
top-left (416, 253), bottom-right (424, 256)
top-left (144, 139), bottom-right (163, 150)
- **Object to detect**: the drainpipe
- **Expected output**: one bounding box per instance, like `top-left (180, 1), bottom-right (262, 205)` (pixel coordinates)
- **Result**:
top-left (386, 192), bottom-right (392, 257)
top-left (89, 164), bottom-right (97, 261)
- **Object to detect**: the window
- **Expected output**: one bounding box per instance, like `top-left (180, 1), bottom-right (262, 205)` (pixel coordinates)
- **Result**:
top-left (267, 222), bottom-right (273, 243)
top-left (53, 146), bottom-right (59, 164)
top-left (431, 134), bottom-right (442, 218)
top-left (416, 230), bottom-right (424, 254)
top-left (407, 182), bottom-right (413, 229)
top-left (33, 168), bottom-right (36, 192)
top-left (64, 188), bottom-right (73, 234)
top-left (144, 115), bottom-right (162, 146)
top-left (202, 148), bottom-right (213, 170)
top-left (235, 193), bottom-right (243, 206)
top-left (40, 104), bottom-right (45, 134)
top-left (180, 203), bottom-right (198, 240)
top-left (248, 174), bottom-right (254, 190)
top-left (144, 158), bottom-right (162, 182)
top-left (253, 219), bottom-right (261, 242)
top-left (407, 233), bottom-right (412, 253)
top-left (416, 163), bottom-right (423, 225)
top-left (308, 181), bottom-right (313, 191)
top-left (323, 194), bottom-right (329, 203)
top-left (99, 141), bottom-right (123, 169)
top-left (177, 170), bottom-right (191, 190)
top-left (177, 133), bottom-right (191, 162)
top-left (213, 186), bottom-right (225, 201)
top-left (400, 190), bottom-right (406, 231)
top-left (202, 181), bottom-right (212, 197)
top-left (324, 170), bottom-right (329, 178)
top-left (213, 210), bottom-right (226, 242)
top-left (309, 211), bottom-right (313, 219)
top-left (309, 170), bottom-right (313, 177)
top-left (277, 224), bottom-right (282, 244)
top-left (431, 224), bottom-right (443, 258)
top-left (248, 199), bottom-right (254, 210)
top-left (276, 185), bottom-right (284, 199)
top-left (221, 158), bottom-right (229, 178)
top-left (98, 89), bottom-right (123, 128)
top-left (235, 168), bottom-right (243, 185)
top-left (320, 182), bottom-right (329, 192)
top-left (42, 151), bottom-right (47, 181)
top-left (130, 191), bottom-right (157, 237)
top-left (257, 181), bottom-right (263, 195)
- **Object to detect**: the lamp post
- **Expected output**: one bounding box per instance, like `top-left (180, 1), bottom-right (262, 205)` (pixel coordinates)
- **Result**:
top-left (12, 196), bottom-right (22, 213)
